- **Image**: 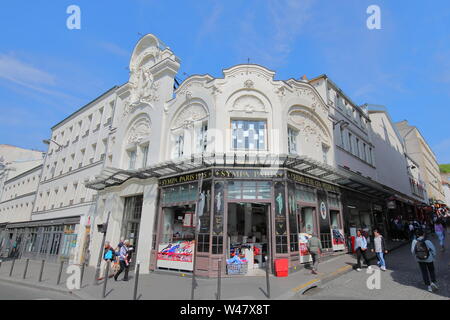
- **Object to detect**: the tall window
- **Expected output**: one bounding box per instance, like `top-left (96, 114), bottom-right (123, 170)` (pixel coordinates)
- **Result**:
top-left (196, 123), bottom-right (208, 153)
top-left (231, 120), bottom-right (266, 151)
top-left (340, 127), bottom-right (345, 149)
top-left (356, 138), bottom-right (360, 157)
top-left (288, 127), bottom-right (298, 154)
top-left (141, 145), bottom-right (149, 168)
top-left (129, 150), bottom-right (137, 169)
top-left (362, 143), bottom-right (367, 162)
top-left (322, 144), bottom-right (330, 164)
top-left (348, 133), bottom-right (353, 154)
top-left (174, 134), bottom-right (184, 158)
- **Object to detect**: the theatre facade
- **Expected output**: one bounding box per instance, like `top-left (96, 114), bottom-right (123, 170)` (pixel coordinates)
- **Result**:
top-left (85, 34), bottom-right (423, 277)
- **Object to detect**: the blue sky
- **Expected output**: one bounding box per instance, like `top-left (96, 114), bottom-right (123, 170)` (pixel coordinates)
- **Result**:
top-left (1, 0), bottom-right (449, 163)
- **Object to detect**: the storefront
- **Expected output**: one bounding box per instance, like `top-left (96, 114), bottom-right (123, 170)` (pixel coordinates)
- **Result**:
top-left (3, 216), bottom-right (81, 262)
top-left (149, 167), bottom-right (344, 277)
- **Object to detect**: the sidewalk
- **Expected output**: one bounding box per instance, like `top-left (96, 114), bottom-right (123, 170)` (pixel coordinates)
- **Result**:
top-left (0, 240), bottom-right (407, 300)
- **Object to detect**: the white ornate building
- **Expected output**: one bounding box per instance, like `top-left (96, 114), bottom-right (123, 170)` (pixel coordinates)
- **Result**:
top-left (0, 34), bottom-right (433, 277)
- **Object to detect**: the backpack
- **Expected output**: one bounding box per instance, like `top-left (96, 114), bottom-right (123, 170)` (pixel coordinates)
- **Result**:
top-left (414, 240), bottom-right (430, 260)
top-left (104, 249), bottom-right (113, 260)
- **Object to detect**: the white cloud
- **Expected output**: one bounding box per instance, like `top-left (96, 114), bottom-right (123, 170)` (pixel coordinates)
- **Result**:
top-left (98, 42), bottom-right (130, 58)
top-left (235, 0), bottom-right (315, 68)
top-left (0, 53), bottom-right (56, 87)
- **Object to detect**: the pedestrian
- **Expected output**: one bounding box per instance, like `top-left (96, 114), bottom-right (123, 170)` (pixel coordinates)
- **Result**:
top-left (306, 233), bottom-right (322, 275)
top-left (114, 239), bottom-right (130, 281)
top-left (434, 219), bottom-right (446, 252)
top-left (103, 241), bottom-right (116, 278)
top-left (408, 222), bottom-right (415, 241)
top-left (411, 230), bottom-right (438, 292)
top-left (354, 229), bottom-right (371, 271)
top-left (371, 229), bottom-right (388, 271)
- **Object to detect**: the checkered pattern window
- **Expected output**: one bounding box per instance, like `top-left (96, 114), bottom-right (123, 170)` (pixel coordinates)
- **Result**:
top-left (231, 120), bottom-right (266, 151)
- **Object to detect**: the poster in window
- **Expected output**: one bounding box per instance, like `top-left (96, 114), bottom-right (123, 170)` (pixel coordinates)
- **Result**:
top-left (331, 228), bottom-right (345, 251)
top-left (183, 213), bottom-right (192, 227)
top-left (298, 233), bottom-right (312, 263)
top-left (157, 240), bottom-right (195, 271)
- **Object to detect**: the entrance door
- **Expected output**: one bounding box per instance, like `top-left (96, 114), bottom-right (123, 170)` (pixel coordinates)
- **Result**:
top-left (226, 202), bottom-right (270, 275)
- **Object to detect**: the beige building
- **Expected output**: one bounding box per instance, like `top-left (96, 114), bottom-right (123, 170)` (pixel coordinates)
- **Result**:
top-left (396, 121), bottom-right (445, 203)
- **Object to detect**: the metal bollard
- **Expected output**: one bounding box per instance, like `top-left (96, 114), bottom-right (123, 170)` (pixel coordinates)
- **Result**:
top-left (0, 260), bottom-right (2, 271)
top-left (38, 260), bottom-right (45, 282)
top-left (217, 259), bottom-right (222, 300)
top-left (23, 259), bottom-right (30, 279)
top-left (102, 261), bottom-right (110, 298)
top-left (9, 259), bottom-right (16, 277)
top-left (265, 258), bottom-right (271, 299)
top-left (56, 260), bottom-right (64, 285)
top-left (80, 263), bottom-right (85, 288)
top-left (133, 263), bottom-right (140, 300)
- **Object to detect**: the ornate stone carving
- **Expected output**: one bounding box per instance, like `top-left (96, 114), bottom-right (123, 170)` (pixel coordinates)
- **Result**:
top-left (173, 104), bottom-right (208, 129)
top-left (124, 66), bottom-right (159, 118)
top-left (127, 117), bottom-right (151, 145)
top-left (289, 111), bottom-right (329, 147)
top-left (244, 79), bottom-right (254, 88)
top-left (230, 95), bottom-right (267, 113)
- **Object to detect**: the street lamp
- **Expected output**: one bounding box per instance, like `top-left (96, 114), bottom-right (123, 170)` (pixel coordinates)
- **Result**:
top-left (43, 139), bottom-right (63, 152)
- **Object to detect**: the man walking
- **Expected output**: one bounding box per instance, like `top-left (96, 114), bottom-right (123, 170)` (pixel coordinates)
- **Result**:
top-left (371, 229), bottom-right (388, 271)
top-left (354, 229), bottom-right (371, 271)
top-left (411, 230), bottom-right (438, 292)
top-left (114, 239), bottom-right (130, 281)
top-left (307, 233), bottom-right (322, 275)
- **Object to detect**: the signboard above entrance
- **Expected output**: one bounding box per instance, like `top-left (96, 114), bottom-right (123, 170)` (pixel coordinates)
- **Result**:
top-left (213, 169), bottom-right (284, 179)
top-left (159, 170), bottom-right (212, 187)
top-left (287, 171), bottom-right (340, 193)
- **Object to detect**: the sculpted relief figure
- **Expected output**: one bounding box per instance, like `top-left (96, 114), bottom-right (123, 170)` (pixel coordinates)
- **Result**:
top-left (123, 66), bottom-right (160, 118)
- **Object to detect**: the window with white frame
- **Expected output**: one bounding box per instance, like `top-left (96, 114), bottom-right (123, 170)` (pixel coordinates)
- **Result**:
top-left (340, 127), bottom-right (346, 149)
top-left (173, 134), bottom-right (184, 158)
top-left (288, 127), bottom-right (298, 154)
top-left (128, 149), bottom-right (137, 169)
top-left (196, 122), bottom-right (208, 153)
top-left (231, 120), bottom-right (266, 151)
top-left (141, 144), bottom-right (149, 168)
top-left (322, 144), bottom-right (330, 164)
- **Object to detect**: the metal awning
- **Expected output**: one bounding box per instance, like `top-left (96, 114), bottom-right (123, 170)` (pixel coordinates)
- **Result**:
top-left (85, 153), bottom-right (411, 201)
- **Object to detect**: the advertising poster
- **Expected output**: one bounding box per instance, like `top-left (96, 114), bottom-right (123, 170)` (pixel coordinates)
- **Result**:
top-left (298, 233), bottom-right (312, 263)
top-left (331, 228), bottom-right (345, 251)
top-left (157, 240), bottom-right (195, 271)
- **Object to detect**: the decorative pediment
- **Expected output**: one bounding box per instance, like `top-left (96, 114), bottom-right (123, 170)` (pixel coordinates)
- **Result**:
top-left (230, 95), bottom-right (267, 114)
top-left (289, 109), bottom-right (330, 147)
top-left (172, 104), bottom-right (208, 130)
top-left (127, 117), bottom-right (151, 145)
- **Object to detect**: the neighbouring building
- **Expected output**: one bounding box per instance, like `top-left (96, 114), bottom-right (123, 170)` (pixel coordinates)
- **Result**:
top-left (396, 120), bottom-right (445, 203)
top-left (440, 167), bottom-right (450, 206)
top-left (0, 34), bottom-right (436, 278)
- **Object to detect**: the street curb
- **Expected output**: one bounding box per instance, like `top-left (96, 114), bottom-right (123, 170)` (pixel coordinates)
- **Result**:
top-left (0, 276), bottom-right (85, 300)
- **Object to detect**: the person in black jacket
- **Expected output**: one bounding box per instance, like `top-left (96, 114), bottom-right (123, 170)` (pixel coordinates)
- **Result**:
top-left (371, 229), bottom-right (388, 271)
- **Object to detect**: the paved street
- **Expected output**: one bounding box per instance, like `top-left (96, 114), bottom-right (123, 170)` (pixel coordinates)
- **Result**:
top-left (0, 237), bottom-right (447, 300)
top-left (296, 233), bottom-right (450, 300)
top-left (0, 281), bottom-right (77, 300)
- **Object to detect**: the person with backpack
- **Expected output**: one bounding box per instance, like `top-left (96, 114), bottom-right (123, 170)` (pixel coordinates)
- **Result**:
top-left (114, 239), bottom-right (130, 281)
top-left (371, 229), bottom-right (388, 271)
top-left (354, 229), bottom-right (371, 271)
top-left (411, 230), bottom-right (438, 292)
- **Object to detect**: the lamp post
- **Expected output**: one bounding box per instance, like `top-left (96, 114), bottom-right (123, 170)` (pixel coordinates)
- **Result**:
top-left (42, 139), bottom-right (63, 152)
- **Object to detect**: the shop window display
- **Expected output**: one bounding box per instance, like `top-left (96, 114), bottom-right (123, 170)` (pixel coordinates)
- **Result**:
top-left (157, 205), bottom-right (196, 271)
